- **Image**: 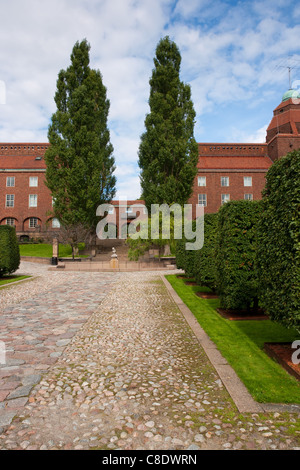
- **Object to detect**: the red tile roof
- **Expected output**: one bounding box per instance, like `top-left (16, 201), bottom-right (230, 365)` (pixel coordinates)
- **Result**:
top-left (0, 143), bottom-right (48, 169)
top-left (0, 155), bottom-right (46, 170)
top-left (198, 155), bottom-right (272, 170)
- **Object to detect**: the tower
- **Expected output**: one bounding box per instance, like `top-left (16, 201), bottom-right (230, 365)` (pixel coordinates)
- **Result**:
top-left (266, 89), bottom-right (300, 161)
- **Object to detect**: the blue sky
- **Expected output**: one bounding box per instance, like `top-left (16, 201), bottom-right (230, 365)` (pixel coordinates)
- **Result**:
top-left (0, 0), bottom-right (300, 199)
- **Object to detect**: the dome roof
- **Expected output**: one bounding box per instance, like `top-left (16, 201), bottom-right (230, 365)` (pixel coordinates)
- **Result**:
top-left (282, 88), bottom-right (300, 102)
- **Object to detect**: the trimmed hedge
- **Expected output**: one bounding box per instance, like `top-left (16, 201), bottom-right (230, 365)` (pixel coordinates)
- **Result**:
top-left (175, 220), bottom-right (197, 277)
top-left (194, 212), bottom-right (218, 291)
top-left (0, 226), bottom-right (20, 277)
top-left (257, 150), bottom-right (300, 332)
top-left (175, 214), bottom-right (218, 287)
top-left (215, 200), bottom-right (261, 311)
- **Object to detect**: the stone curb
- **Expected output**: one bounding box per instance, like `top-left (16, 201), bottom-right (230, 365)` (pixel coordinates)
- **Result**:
top-left (160, 275), bottom-right (300, 415)
top-left (0, 276), bottom-right (36, 290)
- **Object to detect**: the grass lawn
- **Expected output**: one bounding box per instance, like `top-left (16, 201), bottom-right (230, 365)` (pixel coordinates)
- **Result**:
top-left (165, 274), bottom-right (300, 404)
top-left (0, 275), bottom-right (31, 287)
top-left (19, 243), bottom-right (87, 258)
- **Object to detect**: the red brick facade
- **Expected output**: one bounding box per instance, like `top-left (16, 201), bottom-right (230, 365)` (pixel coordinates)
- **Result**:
top-left (0, 143), bottom-right (57, 239)
top-left (1, 94), bottom-right (299, 239)
top-left (188, 144), bottom-right (272, 215)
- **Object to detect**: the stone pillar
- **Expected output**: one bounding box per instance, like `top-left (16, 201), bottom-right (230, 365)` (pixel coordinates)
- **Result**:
top-left (52, 238), bottom-right (59, 265)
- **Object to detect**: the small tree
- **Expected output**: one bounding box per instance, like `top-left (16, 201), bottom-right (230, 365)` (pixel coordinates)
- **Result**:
top-left (257, 150), bottom-right (300, 332)
top-left (45, 39), bottom-right (116, 239)
top-left (216, 200), bottom-right (261, 311)
top-left (57, 222), bottom-right (90, 260)
top-left (126, 210), bottom-right (177, 261)
top-left (0, 226), bottom-right (20, 277)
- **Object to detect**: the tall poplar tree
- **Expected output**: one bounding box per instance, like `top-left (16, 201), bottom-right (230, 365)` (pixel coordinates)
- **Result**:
top-left (45, 39), bottom-right (116, 235)
top-left (138, 36), bottom-right (199, 211)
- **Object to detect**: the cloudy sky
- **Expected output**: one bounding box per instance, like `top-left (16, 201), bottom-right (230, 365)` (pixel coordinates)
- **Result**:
top-left (1, 0), bottom-right (300, 199)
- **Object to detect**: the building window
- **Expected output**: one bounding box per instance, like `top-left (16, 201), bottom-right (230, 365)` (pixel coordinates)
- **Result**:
top-left (244, 194), bottom-right (253, 201)
top-left (108, 207), bottom-right (114, 214)
top-left (198, 176), bottom-right (206, 187)
top-left (198, 194), bottom-right (207, 207)
top-left (126, 207), bottom-right (133, 213)
top-left (6, 218), bottom-right (15, 226)
top-left (221, 194), bottom-right (230, 205)
top-left (29, 176), bottom-right (38, 187)
top-left (6, 177), bottom-right (15, 187)
top-left (244, 176), bottom-right (252, 187)
top-left (6, 194), bottom-right (14, 207)
top-left (29, 217), bottom-right (39, 228)
top-left (221, 176), bottom-right (229, 187)
top-left (52, 218), bottom-right (60, 228)
top-left (29, 194), bottom-right (38, 207)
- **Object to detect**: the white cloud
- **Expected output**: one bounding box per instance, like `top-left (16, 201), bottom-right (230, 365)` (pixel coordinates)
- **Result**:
top-left (0, 0), bottom-right (300, 197)
top-left (230, 124), bottom-right (268, 144)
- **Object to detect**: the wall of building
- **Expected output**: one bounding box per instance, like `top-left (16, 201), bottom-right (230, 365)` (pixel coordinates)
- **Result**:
top-left (0, 170), bottom-right (54, 232)
top-left (189, 169), bottom-right (268, 215)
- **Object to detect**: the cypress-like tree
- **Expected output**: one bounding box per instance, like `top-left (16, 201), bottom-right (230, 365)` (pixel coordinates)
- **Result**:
top-left (45, 39), bottom-right (116, 235)
top-left (138, 36), bottom-right (199, 210)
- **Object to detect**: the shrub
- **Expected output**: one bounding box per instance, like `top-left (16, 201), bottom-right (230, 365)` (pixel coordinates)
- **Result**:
top-left (194, 212), bottom-right (218, 291)
top-left (175, 237), bottom-right (186, 270)
top-left (215, 200), bottom-right (261, 311)
top-left (257, 150), bottom-right (300, 332)
top-left (175, 220), bottom-right (197, 277)
top-left (0, 226), bottom-right (20, 277)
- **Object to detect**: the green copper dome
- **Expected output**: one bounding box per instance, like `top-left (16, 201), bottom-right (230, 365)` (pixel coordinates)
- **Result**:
top-left (282, 89), bottom-right (300, 102)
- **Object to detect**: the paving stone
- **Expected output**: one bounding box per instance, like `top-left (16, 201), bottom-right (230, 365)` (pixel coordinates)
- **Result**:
top-left (0, 411), bottom-right (16, 427)
top-left (21, 375), bottom-right (42, 386)
top-left (0, 263), bottom-right (299, 451)
top-left (7, 385), bottom-right (34, 400)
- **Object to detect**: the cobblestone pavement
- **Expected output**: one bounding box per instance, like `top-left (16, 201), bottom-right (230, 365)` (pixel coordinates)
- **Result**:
top-left (0, 263), bottom-right (299, 450)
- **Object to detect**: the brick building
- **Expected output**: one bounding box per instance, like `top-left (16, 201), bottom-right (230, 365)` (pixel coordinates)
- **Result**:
top-left (189, 90), bottom-right (300, 215)
top-left (1, 91), bottom-right (300, 240)
top-left (189, 143), bottom-right (272, 215)
top-left (0, 143), bottom-right (56, 240)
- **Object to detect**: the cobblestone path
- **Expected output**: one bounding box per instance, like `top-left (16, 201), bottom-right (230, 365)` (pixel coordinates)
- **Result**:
top-left (0, 264), bottom-right (299, 450)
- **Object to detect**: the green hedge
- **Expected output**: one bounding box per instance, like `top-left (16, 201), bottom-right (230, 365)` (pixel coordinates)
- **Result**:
top-left (175, 215), bottom-right (218, 286)
top-left (174, 236), bottom-right (186, 271)
top-left (257, 150), bottom-right (300, 332)
top-left (0, 226), bottom-right (20, 277)
top-left (194, 212), bottom-right (218, 291)
top-left (215, 200), bottom-right (261, 310)
top-left (174, 220), bottom-right (197, 277)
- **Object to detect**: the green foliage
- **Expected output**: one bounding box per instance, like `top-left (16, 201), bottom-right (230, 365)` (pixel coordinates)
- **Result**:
top-left (215, 200), bottom-right (261, 310)
top-left (174, 220), bottom-right (197, 277)
top-left (194, 213), bottom-right (218, 291)
top-left (126, 210), bottom-right (178, 261)
top-left (138, 36), bottom-right (198, 210)
top-left (257, 150), bottom-right (300, 332)
top-left (174, 236), bottom-right (186, 270)
top-left (175, 213), bottom-right (218, 286)
top-left (45, 39), bottom-right (116, 233)
top-left (0, 226), bottom-right (20, 277)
